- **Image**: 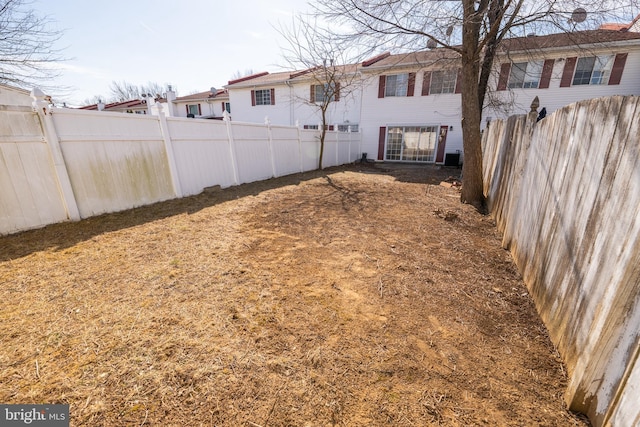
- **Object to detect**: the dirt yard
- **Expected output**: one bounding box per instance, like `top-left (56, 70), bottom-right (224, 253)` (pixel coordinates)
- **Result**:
top-left (0, 163), bottom-right (588, 426)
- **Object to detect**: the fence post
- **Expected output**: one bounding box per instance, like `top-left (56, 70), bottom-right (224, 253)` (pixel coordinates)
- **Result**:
top-left (31, 88), bottom-right (81, 221)
top-left (223, 111), bottom-right (240, 184)
top-left (265, 116), bottom-right (277, 178)
top-left (155, 103), bottom-right (183, 198)
top-left (296, 120), bottom-right (304, 173)
top-left (334, 124), bottom-right (339, 166)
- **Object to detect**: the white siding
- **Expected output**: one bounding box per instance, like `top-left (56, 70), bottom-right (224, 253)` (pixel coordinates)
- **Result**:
top-left (359, 71), bottom-right (463, 161)
top-left (228, 81), bottom-right (362, 128)
top-left (487, 46), bottom-right (640, 121)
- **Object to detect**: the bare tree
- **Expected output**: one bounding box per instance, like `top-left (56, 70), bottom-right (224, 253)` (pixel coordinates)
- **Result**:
top-left (311, 0), bottom-right (637, 210)
top-left (231, 69), bottom-right (257, 80)
top-left (0, 0), bottom-right (64, 89)
top-left (109, 80), bottom-right (167, 102)
top-left (279, 15), bottom-right (365, 169)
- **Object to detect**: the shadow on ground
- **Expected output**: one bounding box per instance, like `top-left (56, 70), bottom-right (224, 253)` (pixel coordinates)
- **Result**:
top-left (0, 163), bottom-right (458, 261)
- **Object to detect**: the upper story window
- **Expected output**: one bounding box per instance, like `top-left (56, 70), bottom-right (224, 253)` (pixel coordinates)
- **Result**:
top-left (385, 73), bottom-right (409, 97)
top-left (508, 61), bottom-right (543, 89)
top-left (560, 53), bottom-right (627, 88)
top-left (497, 59), bottom-right (554, 91)
top-left (255, 89), bottom-right (271, 105)
top-left (572, 55), bottom-right (614, 85)
top-left (378, 73), bottom-right (416, 98)
top-left (311, 83), bottom-right (340, 103)
top-left (422, 70), bottom-right (461, 96)
top-left (251, 89), bottom-right (275, 106)
top-left (430, 70), bottom-right (457, 94)
top-left (186, 104), bottom-right (201, 116)
top-left (222, 102), bottom-right (231, 114)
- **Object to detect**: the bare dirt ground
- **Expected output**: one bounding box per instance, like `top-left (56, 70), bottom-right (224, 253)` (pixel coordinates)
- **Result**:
top-left (0, 163), bottom-right (589, 426)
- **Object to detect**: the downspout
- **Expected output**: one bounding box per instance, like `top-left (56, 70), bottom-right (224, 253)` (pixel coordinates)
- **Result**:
top-left (285, 79), bottom-right (294, 126)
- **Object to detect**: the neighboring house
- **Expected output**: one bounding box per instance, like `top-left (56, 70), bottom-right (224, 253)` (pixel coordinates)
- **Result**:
top-left (172, 88), bottom-right (229, 119)
top-left (224, 69), bottom-right (362, 130)
top-left (225, 25), bottom-right (640, 165)
top-left (80, 98), bottom-right (158, 114)
top-left (0, 84), bottom-right (43, 106)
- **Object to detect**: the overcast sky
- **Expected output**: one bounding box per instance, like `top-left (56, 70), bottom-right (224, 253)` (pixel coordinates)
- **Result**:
top-left (35, 0), bottom-right (312, 105)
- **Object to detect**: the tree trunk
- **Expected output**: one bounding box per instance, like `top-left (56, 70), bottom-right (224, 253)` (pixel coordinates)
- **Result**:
top-left (318, 107), bottom-right (328, 169)
top-left (459, 0), bottom-right (487, 212)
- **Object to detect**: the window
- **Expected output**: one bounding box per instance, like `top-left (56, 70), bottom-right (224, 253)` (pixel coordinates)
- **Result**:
top-left (223, 102), bottom-right (231, 114)
top-left (337, 124), bottom-right (359, 132)
top-left (311, 83), bottom-right (339, 103)
top-left (508, 61), bottom-right (543, 89)
top-left (254, 89), bottom-right (272, 105)
top-left (303, 124), bottom-right (336, 130)
top-left (386, 126), bottom-right (438, 162)
top-left (573, 55), bottom-right (614, 85)
top-left (186, 104), bottom-right (201, 116)
top-left (385, 73), bottom-right (409, 97)
top-left (430, 70), bottom-right (457, 94)
top-left (379, 73), bottom-right (415, 98)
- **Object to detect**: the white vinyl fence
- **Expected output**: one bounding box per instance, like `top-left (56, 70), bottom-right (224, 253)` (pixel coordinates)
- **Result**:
top-left (483, 96), bottom-right (640, 427)
top-left (0, 91), bottom-right (361, 235)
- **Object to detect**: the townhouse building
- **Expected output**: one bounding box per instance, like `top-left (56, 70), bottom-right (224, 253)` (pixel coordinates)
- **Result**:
top-left (225, 69), bottom-right (362, 130)
top-left (225, 27), bottom-right (640, 165)
top-left (171, 88), bottom-right (230, 119)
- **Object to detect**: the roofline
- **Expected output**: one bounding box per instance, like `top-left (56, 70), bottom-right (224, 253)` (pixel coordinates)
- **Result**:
top-left (227, 72), bottom-right (269, 85)
top-left (498, 35), bottom-right (640, 56)
top-left (362, 52), bottom-right (391, 67)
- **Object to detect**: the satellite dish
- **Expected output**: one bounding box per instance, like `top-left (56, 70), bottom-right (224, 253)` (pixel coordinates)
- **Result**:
top-left (427, 39), bottom-right (437, 49)
top-left (446, 26), bottom-right (454, 37)
top-left (571, 8), bottom-right (587, 23)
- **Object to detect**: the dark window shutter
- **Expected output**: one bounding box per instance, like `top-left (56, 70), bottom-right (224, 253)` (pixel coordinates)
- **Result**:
top-left (454, 69), bottom-right (462, 94)
top-left (378, 75), bottom-right (386, 98)
top-left (251, 90), bottom-right (256, 106)
top-left (221, 102), bottom-right (225, 112)
top-left (422, 71), bottom-right (432, 96)
top-left (539, 59), bottom-right (555, 89)
top-left (334, 82), bottom-right (340, 101)
top-left (609, 53), bottom-right (628, 85)
top-left (270, 88), bottom-right (275, 105)
top-left (497, 63), bottom-right (511, 91)
top-left (560, 57), bottom-right (577, 87)
top-left (310, 85), bottom-right (315, 103)
top-left (197, 104), bottom-right (201, 115)
top-left (407, 72), bottom-right (416, 96)
top-left (185, 105), bottom-right (189, 114)
top-left (377, 127), bottom-right (386, 160)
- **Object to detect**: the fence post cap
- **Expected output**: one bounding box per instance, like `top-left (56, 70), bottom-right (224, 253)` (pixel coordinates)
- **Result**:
top-left (530, 96), bottom-right (540, 113)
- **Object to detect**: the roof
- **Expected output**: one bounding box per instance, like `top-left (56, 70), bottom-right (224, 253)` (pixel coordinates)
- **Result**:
top-left (221, 28), bottom-right (640, 88)
top-left (498, 29), bottom-right (640, 53)
top-left (174, 89), bottom-right (228, 102)
top-left (225, 70), bottom-right (299, 88)
top-left (225, 64), bottom-right (362, 89)
top-left (361, 49), bottom-right (461, 70)
top-left (80, 98), bottom-right (154, 111)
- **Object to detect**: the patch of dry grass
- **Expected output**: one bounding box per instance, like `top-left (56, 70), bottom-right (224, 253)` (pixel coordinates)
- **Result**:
top-left (0, 164), bottom-right (589, 426)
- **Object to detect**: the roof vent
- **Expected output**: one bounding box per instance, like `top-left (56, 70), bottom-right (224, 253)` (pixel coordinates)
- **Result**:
top-left (527, 33), bottom-right (536, 37)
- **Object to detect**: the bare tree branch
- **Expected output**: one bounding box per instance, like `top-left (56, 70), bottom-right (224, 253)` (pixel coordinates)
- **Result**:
top-left (0, 0), bottom-right (65, 90)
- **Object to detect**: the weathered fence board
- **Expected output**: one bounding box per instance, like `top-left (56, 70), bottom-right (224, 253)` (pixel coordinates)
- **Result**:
top-left (483, 95), bottom-right (640, 427)
top-left (0, 96), bottom-right (360, 235)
